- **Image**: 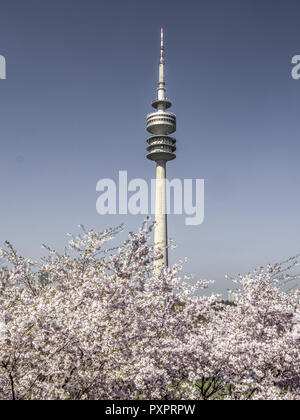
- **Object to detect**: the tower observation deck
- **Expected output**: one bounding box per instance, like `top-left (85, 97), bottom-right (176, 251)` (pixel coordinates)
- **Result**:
top-left (146, 28), bottom-right (176, 270)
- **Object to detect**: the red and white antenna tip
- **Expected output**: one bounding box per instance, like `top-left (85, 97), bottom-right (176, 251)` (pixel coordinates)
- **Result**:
top-left (160, 28), bottom-right (164, 64)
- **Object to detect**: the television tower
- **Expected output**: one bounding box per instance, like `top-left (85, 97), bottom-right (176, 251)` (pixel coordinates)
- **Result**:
top-left (146, 28), bottom-right (176, 269)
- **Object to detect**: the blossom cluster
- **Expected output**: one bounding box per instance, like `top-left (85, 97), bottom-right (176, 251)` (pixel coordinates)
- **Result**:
top-left (0, 222), bottom-right (299, 400)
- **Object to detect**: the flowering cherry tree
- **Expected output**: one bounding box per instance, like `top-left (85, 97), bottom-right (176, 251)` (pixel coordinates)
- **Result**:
top-left (0, 221), bottom-right (299, 400)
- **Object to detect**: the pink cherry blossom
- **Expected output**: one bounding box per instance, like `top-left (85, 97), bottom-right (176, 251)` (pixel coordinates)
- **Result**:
top-left (0, 221), bottom-right (299, 400)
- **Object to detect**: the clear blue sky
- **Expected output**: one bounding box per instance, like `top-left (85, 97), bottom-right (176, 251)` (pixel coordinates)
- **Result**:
top-left (0, 0), bottom-right (300, 294)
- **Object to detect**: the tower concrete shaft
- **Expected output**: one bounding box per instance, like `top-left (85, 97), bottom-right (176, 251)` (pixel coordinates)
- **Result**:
top-left (146, 28), bottom-right (176, 270)
top-left (154, 160), bottom-right (168, 267)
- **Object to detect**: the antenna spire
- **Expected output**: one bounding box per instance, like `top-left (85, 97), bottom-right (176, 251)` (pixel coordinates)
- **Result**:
top-left (160, 27), bottom-right (164, 64)
top-left (158, 28), bottom-right (165, 101)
